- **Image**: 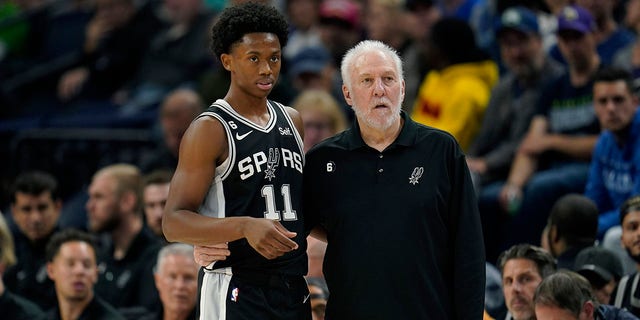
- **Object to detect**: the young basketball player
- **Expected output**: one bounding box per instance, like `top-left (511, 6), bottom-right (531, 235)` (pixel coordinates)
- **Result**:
top-left (162, 2), bottom-right (309, 319)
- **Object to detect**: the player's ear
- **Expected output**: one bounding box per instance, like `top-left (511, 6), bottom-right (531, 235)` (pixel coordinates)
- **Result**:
top-left (221, 54), bottom-right (232, 71)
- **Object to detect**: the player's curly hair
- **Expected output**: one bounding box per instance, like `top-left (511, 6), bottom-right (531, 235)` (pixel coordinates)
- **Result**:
top-left (210, 1), bottom-right (289, 61)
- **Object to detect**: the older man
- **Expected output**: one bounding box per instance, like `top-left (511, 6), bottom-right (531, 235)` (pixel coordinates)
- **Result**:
top-left (304, 40), bottom-right (485, 319)
top-left (141, 244), bottom-right (199, 320)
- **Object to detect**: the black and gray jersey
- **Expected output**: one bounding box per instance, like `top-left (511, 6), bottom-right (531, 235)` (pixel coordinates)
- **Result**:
top-left (197, 99), bottom-right (307, 276)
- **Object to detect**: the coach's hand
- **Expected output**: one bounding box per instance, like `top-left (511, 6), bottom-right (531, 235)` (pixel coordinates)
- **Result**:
top-left (194, 243), bottom-right (231, 267)
top-left (243, 218), bottom-right (298, 259)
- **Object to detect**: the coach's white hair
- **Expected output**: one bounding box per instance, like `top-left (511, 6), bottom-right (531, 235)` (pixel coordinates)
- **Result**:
top-left (154, 243), bottom-right (194, 273)
top-left (340, 40), bottom-right (404, 91)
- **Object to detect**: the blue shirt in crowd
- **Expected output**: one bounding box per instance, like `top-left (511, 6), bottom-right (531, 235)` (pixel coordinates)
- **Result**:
top-left (585, 110), bottom-right (640, 236)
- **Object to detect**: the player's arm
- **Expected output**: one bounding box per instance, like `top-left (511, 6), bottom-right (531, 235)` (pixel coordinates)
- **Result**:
top-left (163, 116), bottom-right (298, 259)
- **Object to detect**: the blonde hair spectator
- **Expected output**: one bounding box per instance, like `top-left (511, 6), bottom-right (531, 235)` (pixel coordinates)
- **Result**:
top-left (0, 212), bottom-right (16, 268)
top-left (93, 163), bottom-right (143, 214)
top-left (292, 89), bottom-right (348, 152)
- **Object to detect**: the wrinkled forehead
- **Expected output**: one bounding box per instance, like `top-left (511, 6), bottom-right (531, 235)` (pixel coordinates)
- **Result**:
top-left (350, 51), bottom-right (399, 76)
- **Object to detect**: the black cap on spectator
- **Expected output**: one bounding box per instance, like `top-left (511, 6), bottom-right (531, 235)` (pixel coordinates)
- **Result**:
top-left (574, 247), bottom-right (623, 288)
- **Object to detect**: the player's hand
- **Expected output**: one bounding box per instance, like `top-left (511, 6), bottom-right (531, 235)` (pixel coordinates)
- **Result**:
top-left (243, 218), bottom-right (298, 260)
top-left (193, 244), bottom-right (231, 267)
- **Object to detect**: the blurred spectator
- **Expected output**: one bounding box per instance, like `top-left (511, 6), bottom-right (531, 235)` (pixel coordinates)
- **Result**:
top-left (0, 211), bottom-right (45, 319)
top-left (364, 0), bottom-right (411, 54)
top-left (613, 0), bottom-right (640, 95)
top-left (574, 246), bottom-right (625, 304)
top-left (584, 68), bottom-right (640, 237)
top-left (437, 0), bottom-right (483, 21)
top-left (141, 244), bottom-right (198, 320)
top-left (283, 0), bottom-right (323, 61)
top-left (142, 170), bottom-right (173, 241)
top-left (364, 0), bottom-right (417, 114)
top-left (497, 244), bottom-right (557, 320)
top-left (140, 88), bottom-right (204, 173)
top-left (402, 0), bottom-right (441, 112)
top-left (471, 0), bottom-right (560, 66)
top-left (115, 0), bottom-right (214, 116)
top-left (468, 0), bottom-right (498, 61)
top-left (45, 229), bottom-right (124, 320)
top-left (549, 2), bottom-right (634, 66)
top-left (543, 0), bottom-right (573, 16)
top-left (291, 89), bottom-right (347, 153)
top-left (56, 0), bottom-right (163, 107)
top-left (86, 164), bottom-right (162, 313)
top-left (287, 46), bottom-right (335, 94)
top-left (580, 0), bottom-right (635, 64)
top-left (0, 0), bottom-right (66, 78)
top-left (587, 66), bottom-right (640, 278)
top-left (535, 270), bottom-right (638, 320)
top-left (4, 171), bottom-right (62, 310)
top-left (612, 195), bottom-right (640, 316)
top-left (411, 17), bottom-right (498, 151)
top-left (543, 194), bottom-right (598, 269)
top-left (467, 6), bottom-right (563, 197)
top-left (306, 277), bottom-right (328, 320)
top-left (0, 1), bottom-right (96, 116)
top-left (317, 0), bottom-right (363, 67)
top-left (624, 0), bottom-right (640, 31)
top-left (479, 4), bottom-right (602, 253)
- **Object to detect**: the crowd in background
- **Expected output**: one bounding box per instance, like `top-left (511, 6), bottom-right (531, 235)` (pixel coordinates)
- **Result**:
top-left (2, 0), bottom-right (640, 319)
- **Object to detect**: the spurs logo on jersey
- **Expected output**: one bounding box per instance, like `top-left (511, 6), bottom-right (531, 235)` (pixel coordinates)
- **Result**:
top-left (265, 148), bottom-right (280, 181)
top-left (238, 147), bottom-right (302, 181)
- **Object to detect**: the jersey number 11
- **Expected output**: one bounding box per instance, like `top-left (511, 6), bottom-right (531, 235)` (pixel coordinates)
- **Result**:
top-left (261, 184), bottom-right (297, 221)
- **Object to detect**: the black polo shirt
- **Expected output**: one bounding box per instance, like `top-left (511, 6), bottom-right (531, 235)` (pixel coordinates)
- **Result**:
top-left (43, 295), bottom-right (125, 320)
top-left (3, 227), bottom-right (60, 310)
top-left (304, 112), bottom-right (485, 319)
top-left (0, 289), bottom-right (44, 320)
top-left (95, 226), bottom-right (161, 313)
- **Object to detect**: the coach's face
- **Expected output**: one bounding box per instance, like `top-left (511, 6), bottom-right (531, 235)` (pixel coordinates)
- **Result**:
top-left (343, 49), bottom-right (404, 131)
top-left (503, 258), bottom-right (543, 320)
top-left (221, 33), bottom-right (282, 101)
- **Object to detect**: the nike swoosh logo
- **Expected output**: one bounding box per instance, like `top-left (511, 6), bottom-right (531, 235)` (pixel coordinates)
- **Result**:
top-left (235, 130), bottom-right (253, 140)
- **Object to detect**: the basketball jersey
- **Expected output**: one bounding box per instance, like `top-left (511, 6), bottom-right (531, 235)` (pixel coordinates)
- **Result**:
top-left (197, 99), bottom-right (307, 276)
